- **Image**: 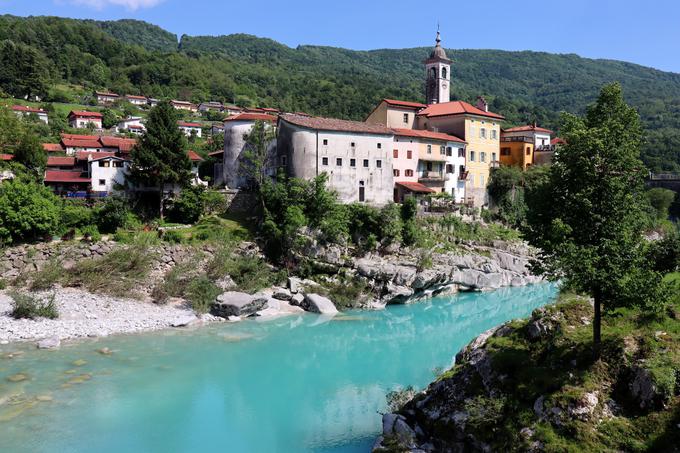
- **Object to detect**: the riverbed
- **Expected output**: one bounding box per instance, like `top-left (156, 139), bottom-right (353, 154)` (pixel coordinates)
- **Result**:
top-left (0, 283), bottom-right (557, 452)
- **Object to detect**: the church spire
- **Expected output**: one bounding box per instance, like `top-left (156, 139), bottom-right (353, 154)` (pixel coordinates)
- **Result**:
top-left (424, 27), bottom-right (452, 104)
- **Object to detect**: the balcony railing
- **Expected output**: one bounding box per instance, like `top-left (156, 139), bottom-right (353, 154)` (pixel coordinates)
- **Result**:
top-left (418, 171), bottom-right (444, 181)
top-left (535, 145), bottom-right (556, 152)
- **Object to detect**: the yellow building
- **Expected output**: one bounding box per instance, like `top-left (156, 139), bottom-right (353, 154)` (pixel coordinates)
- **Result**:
top-left (499, 136), bottom-right (534, 170)
top-left (365, 99), bottom-right (427, 129)
top-left (415, 98), bottom-right (504, 205)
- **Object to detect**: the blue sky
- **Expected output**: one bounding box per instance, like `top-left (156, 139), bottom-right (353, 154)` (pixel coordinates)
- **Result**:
top-left (2, 0), bottom-right (679, 73)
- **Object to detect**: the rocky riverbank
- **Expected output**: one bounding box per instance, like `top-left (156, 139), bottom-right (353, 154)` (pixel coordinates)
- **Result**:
top-left (373, 294), bottom-right (680, 452)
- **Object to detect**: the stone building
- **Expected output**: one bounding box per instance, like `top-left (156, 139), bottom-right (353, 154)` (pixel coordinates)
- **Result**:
top-left (276, 114), bottom-right (395, 205)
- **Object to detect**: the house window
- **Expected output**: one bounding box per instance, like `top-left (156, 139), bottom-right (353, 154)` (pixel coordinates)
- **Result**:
top-left (98, 179), bottom-right (106, 186)
top-left (480, 152), bottom-right (486, 162)
top-left (98, 161), bottom-right (110, 167)
top-left (442, 67), bottom-right (447, 79)
top-left (113, 161), bottom-right (124, 168)
top-left (470, 151), bottom-right (476, 162)
top-left (440, 146), bottom-right (446, 155)
top-left (407, 150), bottom-right (412, 159)
top-left (322, 157), bottom-right (329, 166)
top-left (351, 142), bottom-right (356, 148)
top-left (336, 158), bottom-right (343, 166)
top-left (480, 128), bottom-right (487, 139)
top-left (480, 175), bottom-right (485, 186)
top-left (427, 145), bottom-right (432, 154)
top-left (376, 159), bottom-right (382, 168)
top-left (350, 158), bottom-right (356, 167)
top-left (526, 147), bottom-right (531, 155)
top-left (426, 162), bottom-right (433, 171)
top-left (446, 147), bottom-right (452, 156)
top-left (403, 113), bottom-right (409, 123)
top-left (458, 148), bottom-right (465, 158)
top-left (492, 152), bottom-right (497, 162)
top-left (393, 169), bottom-right (400, 177)
top-left (501, 147), bottom-right (511, 156)
top-left (377, 143), bottom-right (382, 149)
top-left (491, 130), bottom-right (497, 140)
top-left (363, 159), bottom-right (369, 168)
top-left (446, 164), bottom-right (454, 174)
top-left (405, 169), bottom-right (414, 177)
top-left (393, 149), bottom-right (398, 158)
top-left (323, 139), bottom-right (328, 145)
top-left (281, 155), bottom-right (287, 166)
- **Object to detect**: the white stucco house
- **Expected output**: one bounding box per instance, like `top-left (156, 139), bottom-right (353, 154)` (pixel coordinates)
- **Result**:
top-left (502, 124), bottom-right (553, 150)
top-left (11, 105), bottom-right (49, 124)
top-left (88, 155), bottom-right (130, 194)
top-left (125, 95), bottom-right (148, 106)
top-left (117, 117), bottom-right (145, 135)
top-left (68, 111), bottom-right (103, 129)
top-left (277, 114), bottom-right (395, 205)
top-left (178, 121), bottom-right (203, 138)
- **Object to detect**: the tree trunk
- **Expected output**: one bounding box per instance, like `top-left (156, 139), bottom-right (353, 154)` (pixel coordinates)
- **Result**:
top-left (593, 288), bottom-right (602, 358)
top-left (159, 182), bottom-right (164, 220)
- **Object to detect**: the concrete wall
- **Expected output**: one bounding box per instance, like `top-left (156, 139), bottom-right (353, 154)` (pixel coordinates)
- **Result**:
top-left (222, 120), bottom-right (276, 189)
top-left (277, 121), bottom-right (394, 205)
top-left (392, 138), bottom-right (419, 183)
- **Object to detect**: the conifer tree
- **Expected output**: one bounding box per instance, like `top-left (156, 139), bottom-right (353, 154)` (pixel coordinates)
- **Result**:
top-left (130, 101), bottom-right (191, 219)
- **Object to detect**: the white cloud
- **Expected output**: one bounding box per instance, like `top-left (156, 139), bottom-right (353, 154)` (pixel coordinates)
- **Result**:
top-left (67, 0), bottom-right (165, 10)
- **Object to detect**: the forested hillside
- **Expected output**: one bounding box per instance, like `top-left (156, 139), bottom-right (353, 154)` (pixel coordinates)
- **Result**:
top-left (0, 15), bottom-right (679, 171)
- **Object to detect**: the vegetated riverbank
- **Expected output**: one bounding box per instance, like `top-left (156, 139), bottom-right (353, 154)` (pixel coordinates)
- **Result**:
top-left (374, 292), bottom-right (680, 452)
top-left (0, 219), bottom-right (541, 346)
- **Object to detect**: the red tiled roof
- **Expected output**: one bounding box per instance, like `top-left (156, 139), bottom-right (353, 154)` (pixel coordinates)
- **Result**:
top-left (225, 113), bottom-right (277, 123)
top-left (383, 99), bottom-right (428, 109)
top-left (187, 150), bottom-right (203, 161)
top-left (127, 125), bottom-right (144, 130)
top-left (95, 91), bottom-right (119, 97)
top-left (44, 171), bottom-right (90, 183)
top-left (208, 150), bottom-right (224, 157)
top-left (171, 100), bottom-right (192, 105)
top-left (76, 151), bottom-right (117, 161)
top-left (47, 156), bottom-right (76, 167)
top-left (0, 153), bottom-right (14, 161)
top-left (396, 181), bottom-right (435, 193)
top-left (417, 101), bottom-right (505, 120)
top-left (392, 128), bottom-right (465, 143)
top-left (68, 111), bottom-right (103, 119)
top-left (12, 105), bottom-right (46, 114)
top-left (280, 113), bottom-right (393, 135)
top-left (551, 137), bottom-right (566, 146)
top-left (89, 154), bottom-right (129, 162)
top-left (503, 125), bottom-right (553, 134)
top-left (178, 121), bottom-right (201, 128)
top-left (61, 133), bottom-right (99, 141)
top-left (43, 143), bottom-right (63, 152)
top-left (126, 95), bottom-right (147, 100)
top-left (62, 139), bottom-right (103, 149)
top-left (260, 107), bottom-right (280, 113)
top-left (99, 136), bottom-right (137, 152)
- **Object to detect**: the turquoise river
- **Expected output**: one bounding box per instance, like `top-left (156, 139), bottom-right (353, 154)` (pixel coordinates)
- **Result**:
top-left (0, 283), bottom-right (557, 452)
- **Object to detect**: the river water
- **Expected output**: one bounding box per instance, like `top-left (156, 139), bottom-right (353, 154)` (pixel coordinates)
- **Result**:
top-left (0, 283), bottom-right (557, 452)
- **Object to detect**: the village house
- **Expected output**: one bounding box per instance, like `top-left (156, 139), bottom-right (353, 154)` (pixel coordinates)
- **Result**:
top-left (503, 123), bottom-right (553, 149)
top-left (224, 105), bottom-right (243, 116)
top-left (117, 117), bottom-right (145, 135)
top-left (89, 155), bottom-right (130, 194)
top-left (42, 143), bottom-right (64, 153)
top-left (220, 112), bottom-right (278, 188)
top-left (210, 123), bottom-right (224, 136)
top-left (125, 95), bottom-right (148, 106)
top-left (147, 98), bottom-right (160, 107)
top-left (178, 121), bottom-right (203, 138)
top-left (68, 111), bottom-right (103, 129)
top-left (11, 105), bottom-right (49, 124)
top-left (199, 102), bottom-right (224, 113)
top-left (276, 114), bottom-right (394, 205)
top-left (365, 99), bottom-right (427, 129)
top-left (171, 100), bottom-right (198, 112)
top-left (95, 91), bottom-right (119, 105)
top-left (501, 124), bottom-right (553, 167)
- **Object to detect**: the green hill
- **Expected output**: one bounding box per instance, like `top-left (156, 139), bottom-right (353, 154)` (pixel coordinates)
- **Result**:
top-left (0, 15), bottom-right (679, 171)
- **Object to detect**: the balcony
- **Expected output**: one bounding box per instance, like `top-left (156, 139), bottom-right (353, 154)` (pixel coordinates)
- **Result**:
top-left (490, 160), bottom-right (501, 169)
top-left (418, 171), bottom-right (445, 182)
top-left (535, 145), bottom-right (556, 152)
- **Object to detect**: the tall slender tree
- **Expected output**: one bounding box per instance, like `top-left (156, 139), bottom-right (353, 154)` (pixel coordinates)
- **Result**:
top-left (525, 83), bottom-right (653, 352)
top-left (129, 101), bottom-right (191, 219)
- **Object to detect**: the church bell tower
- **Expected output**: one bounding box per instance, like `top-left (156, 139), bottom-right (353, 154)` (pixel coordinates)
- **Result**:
top-left (424, 30), bottom-right (452, 104)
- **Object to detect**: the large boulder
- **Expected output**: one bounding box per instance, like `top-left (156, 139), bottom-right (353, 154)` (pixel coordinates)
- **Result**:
top-left (36, 337), bottom-right (61, 350)
top-left (211, 292), bottom-right (268, 318)
top-left (302, 293), bottom-right (338, 314)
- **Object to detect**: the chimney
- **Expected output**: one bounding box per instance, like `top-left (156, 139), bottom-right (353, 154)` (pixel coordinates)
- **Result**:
top-left (476, 96), bottom-right (488, 112)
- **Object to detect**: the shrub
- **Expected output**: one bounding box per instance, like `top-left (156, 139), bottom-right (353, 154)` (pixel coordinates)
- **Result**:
top-left (65, 246), bottom-right (155, 298)
top-left (385, 386), bottom-right (416, 412)
top-left (96, 197), bottom-right (130, 234)
top-left (207, 248), bottom-right (280, 294)
top-left (152, 259), bottom-right (200, 303)
top-left (202, 189), bottom-right (225, 216)
top-left (61, 201), bottom-right (94, 231)
top-left (30, 260), bottom-right (63, 291)
top-left (162, 229), bottom-right (184, 244)
top-left (646, 187), bottom-right (676, 221)
top-left (79, 224), bottom-right (101, 242)
top-left (186, 275), bottom-right (221, 314)
top-left (167, 185), bottom-right (205, 224)
top-left (10, 292), bottom-right (58, 319)
top-left (0, 179), bottom-right (61, 244)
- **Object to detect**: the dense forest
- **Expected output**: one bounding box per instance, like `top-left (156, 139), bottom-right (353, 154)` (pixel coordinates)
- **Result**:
top-left (0, 14), bottom-right (679, 171)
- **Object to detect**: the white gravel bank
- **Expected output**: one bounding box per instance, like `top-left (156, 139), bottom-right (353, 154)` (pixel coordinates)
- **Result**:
top-left (0, 288), bottom-right (221, 344)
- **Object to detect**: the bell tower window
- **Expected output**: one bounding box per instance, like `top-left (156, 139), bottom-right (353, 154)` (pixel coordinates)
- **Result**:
top-left (442, 67), bottom-right (447, 79)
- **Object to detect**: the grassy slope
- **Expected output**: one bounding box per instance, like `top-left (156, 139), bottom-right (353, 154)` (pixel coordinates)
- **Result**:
top-left (422, 291), bottom-right (680, 452)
